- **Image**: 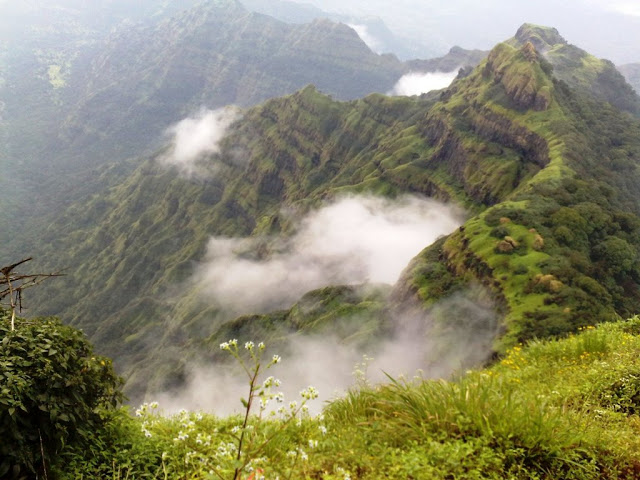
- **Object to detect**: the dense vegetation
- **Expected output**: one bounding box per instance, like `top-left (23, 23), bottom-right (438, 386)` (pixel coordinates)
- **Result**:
top-left (0, 313), bottom-right (123, 478)
top-left (1, 0), bottom-right (483, 224)
top-left (13, 24), bottom-right (640, 401)
top-left (4, 0), bottom-right (479, 265)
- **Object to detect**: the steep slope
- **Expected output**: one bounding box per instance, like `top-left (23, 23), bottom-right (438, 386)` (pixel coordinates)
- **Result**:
top-left (24, 26), bottom-right (640, 398)
top-left (0, 0), bottom-right (204, 173)
top-left (1, 0), bottom-right (455, 270)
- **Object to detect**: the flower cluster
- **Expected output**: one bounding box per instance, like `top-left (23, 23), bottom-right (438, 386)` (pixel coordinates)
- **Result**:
top-left (150, 340), bottom-right (323, 478)
top-left (135, 401), bottom-right (160, 438)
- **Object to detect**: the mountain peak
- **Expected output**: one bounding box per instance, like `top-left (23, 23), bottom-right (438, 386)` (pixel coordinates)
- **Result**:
top-left (509, 23), bottom-right (640, 114)
top-left (514, 23), bottom-right (567, 52)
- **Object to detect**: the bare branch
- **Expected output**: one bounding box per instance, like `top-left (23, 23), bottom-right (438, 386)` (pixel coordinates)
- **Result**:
top-left (1, 258), bottom-right (65, 330)
top-left (0, 257), bottom-right (33, 276)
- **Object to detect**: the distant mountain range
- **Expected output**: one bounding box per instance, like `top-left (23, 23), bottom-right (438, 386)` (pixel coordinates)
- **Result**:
top-left (287, 0), bottom-right (640, 65)
top-left (240, 0), bottom-right (438, 59)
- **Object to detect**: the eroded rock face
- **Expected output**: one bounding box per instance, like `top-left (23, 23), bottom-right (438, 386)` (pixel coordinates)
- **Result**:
top-left (484, 42), bottom-right (551, 111)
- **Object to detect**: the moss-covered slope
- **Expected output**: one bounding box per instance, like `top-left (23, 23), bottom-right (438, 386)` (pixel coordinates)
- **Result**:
top-left (398, 39), bottom-right (640, 349)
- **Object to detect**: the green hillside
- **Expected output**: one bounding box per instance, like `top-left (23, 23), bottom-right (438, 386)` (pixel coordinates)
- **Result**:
top-left (20, 25), bottom-right (640, 400)
top-left (49, 0), bottom-right (407, 168)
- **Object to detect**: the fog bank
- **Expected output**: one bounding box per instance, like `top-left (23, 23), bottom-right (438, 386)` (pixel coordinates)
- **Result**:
top-left (389, 71), bottom-right (458, 96)
top-left (194, 194), bottom-right (463, 315)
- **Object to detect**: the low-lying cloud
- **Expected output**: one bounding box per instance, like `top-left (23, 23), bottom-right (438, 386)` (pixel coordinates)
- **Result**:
top-left (348, 23), bottom-right (382, 52)
top-left (194, 194), bottom-right (463, 315)
top-left (159, 107), bottom-right (239, 178)
top-left (148, 195), bottom-right (501, 415)
top-left (389, 70), bottom-right (459, 96)
top-left (152, 288), bottom-right (498, 416)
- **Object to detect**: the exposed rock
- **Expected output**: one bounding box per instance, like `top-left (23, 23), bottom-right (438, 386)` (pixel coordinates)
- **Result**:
top-left (534, 273), bottom-right (564, 293)
top-left (522, 41), bottom-right (538, 63)
top-left (496, 240), bottom-right (515, 253)
top-left (533, 234), bottom-right (544, 251)
top-left (504, 236), bottom-right (519, 248)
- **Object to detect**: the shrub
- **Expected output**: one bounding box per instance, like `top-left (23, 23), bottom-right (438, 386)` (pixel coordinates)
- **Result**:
top-left (0, 315), bottom-right (123, 478)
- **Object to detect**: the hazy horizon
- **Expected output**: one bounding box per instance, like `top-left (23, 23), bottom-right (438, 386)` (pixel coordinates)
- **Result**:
top-left (287, 0), bottom-right (640, 63)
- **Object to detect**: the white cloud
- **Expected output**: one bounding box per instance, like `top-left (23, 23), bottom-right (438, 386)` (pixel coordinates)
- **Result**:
top-left (149, 195), bottom-right (502, 416)
top-left (389, 70), bottom-right (459, 96)
top-left (347, 23), bottom-right (382, 52)
top-left (159, 107), bottom-right (239, 178)
top-left (606, 1), bottom-right (640, 16)
top-left (194, 194), bottom-right (463, 316)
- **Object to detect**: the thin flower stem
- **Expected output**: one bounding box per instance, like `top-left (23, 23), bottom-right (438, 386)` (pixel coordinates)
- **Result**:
top-left (285, 450), bottom-right (300, 480)
top-left (237, 401), bottom-right (309, 469)
top-left (233, 364), bottom-right (260, 480)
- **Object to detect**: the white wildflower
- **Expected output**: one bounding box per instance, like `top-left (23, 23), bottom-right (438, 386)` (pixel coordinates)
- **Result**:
top-left (300, 386), bottom-right (319, 400)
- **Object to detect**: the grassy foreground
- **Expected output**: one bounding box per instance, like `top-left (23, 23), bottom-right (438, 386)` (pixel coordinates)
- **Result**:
top-left (57, 318), bottom-right (640, 479)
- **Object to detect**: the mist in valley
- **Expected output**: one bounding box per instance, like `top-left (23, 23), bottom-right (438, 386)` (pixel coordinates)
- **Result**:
top-left (389, 70), bottom-right (459, 96)
top-left (193, 194), bottom-right (463, 316)
top-left (153, 286), bottom-right (498, 416)
top-left (147, 194), bottom-right (501, 415)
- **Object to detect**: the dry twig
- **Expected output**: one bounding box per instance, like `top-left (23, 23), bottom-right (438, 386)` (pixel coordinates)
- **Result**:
top-left (0, 258), bottom-right (64, 330)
